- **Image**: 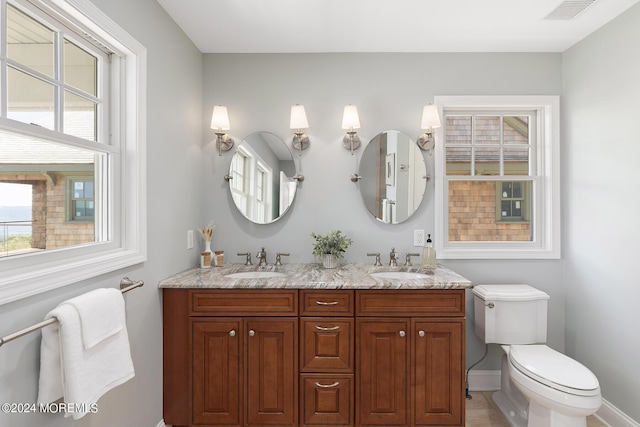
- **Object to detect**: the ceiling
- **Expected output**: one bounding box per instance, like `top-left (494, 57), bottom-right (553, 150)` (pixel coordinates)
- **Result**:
top-left (156, 0), bottom-right (639, 53)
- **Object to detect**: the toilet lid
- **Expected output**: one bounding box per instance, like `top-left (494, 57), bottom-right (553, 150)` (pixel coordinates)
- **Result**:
top-left (509, 345), bottom-right (600, 396)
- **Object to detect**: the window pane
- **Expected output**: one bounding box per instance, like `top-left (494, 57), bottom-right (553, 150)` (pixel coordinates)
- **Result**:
top-left (445, 116), bottom-right (471, 145)
top-left (503, 116), bottom-right (529, 144)
top-left (476, 116), bottom-right (500, 144)
top-left (448, 180), bottom-right (532, 242)
top-left (7, 67), bottom-right (55, 130)
top-left (446, 147), bottom-right (471, 175)
top-left (7, 4), bottom-right (55, 78)
top-left (64, 91), bottom-right (97, 140)
top-left (504, 146), bottom-right (529, 175)
top-left (0, 129), bottom-right (105, 255)
top-left (475, 146), bottom-right (500, 176)
top-left (64, 39), bottom-right (98, 96)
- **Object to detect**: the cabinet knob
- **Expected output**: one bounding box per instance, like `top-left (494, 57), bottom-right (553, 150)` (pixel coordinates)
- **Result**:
top-left (249, 330), bottom-right (255, 337)
top-left (399, 330), bottom-right (406, 337)
top-left (229, 330), bottom-right (236, 337)
top-left (418, 330), bottom-right (425, 337)
top-left (314, 381), bottom-right (340, 388)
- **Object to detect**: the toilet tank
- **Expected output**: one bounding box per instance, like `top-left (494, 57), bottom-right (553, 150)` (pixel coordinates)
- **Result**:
top-left (473, 284), bottom-right (550, 344)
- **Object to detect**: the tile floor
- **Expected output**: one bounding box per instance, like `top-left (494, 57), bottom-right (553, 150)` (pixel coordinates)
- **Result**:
top-left (465, 391), bottom-right (606, 427)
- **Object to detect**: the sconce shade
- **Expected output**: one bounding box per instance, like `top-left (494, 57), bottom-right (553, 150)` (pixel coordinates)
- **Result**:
top-left (211, 105), bottom-right (231, 130)
top-left (290, 104), bottom-right (309, 129)
top-left (421, 104), bottom-right (441, 130)
top-left (342, 105), bottom-right (361, 130)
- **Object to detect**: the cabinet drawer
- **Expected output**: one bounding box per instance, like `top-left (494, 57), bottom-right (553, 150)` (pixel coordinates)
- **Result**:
top-left (190, 290), bottom-right (298, 316)
top-left (300, 290), bottom-right (354, 316)
top-left (300, 374), bottom-right (354, 427)
top-left (356, 290), bottom-right (464, 317)
top-left (301, 318), bottom-right (354, 372)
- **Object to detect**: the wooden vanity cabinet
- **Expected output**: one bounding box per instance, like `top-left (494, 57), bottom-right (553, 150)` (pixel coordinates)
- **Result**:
top-left (355, 290), bottom-right (465, 427)
top-left (163, 289), bottom-right (299, 427)
top-left (164, 288), bottom-right (465, 427)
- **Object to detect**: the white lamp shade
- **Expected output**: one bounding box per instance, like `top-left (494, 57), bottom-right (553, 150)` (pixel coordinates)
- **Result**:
top-left (421, 104), bottom-right (441, 129)
top-left (211, 105), bottom-right (231, 130)
top-left (342, 105), bottom-right (361, 130)
top-left (290, 104), bottom-right (309, 129)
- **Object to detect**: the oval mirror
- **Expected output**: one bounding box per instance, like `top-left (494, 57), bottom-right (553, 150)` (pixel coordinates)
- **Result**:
top-left (228, 131), bottom-right (298, 224)
top-left (358, 130), bottom-right (427, 224)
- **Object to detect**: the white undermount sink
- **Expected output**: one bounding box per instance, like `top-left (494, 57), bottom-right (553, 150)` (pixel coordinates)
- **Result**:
top-left (370, 271), bottom-right (430, 280)
top-left (224, 271), bottom-right (285, 279)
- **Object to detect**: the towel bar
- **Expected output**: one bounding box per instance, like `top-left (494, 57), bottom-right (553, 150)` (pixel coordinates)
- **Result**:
top-left (0, 277), bottom-right (143, 348)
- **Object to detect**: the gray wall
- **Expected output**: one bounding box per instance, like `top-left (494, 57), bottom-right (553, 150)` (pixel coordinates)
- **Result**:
top-left (202, 53), bottom-right (565, 373)
top-left (563, 2), bottom-right (640, 421)
top-left (0, 0), bottom-right (203, 426)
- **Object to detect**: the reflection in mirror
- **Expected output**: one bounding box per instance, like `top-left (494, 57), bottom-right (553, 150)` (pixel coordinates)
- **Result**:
top-left (228, 132), bottom-right (297, 224)
top-left (358, 130), bottom-right (427, 224)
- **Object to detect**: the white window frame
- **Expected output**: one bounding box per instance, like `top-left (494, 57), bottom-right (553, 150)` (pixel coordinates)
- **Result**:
top-left (434, 95), bottom-right (560, 259)
top-left (0, 0), bottom-right (146, 304)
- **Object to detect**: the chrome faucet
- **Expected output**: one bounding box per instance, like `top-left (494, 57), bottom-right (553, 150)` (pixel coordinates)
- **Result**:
top-left (389, 248), bottom-right (399, 267)
top-left (367, 252), bottom-right (382, 266)
top-left (256, 247), bottom-right (268, 266)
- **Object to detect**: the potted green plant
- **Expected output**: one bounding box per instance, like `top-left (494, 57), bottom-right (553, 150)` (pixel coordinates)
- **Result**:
top-left (310, 230), bottom-right (353, 268)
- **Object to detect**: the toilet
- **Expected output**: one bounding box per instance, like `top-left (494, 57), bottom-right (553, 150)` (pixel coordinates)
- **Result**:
top-left (473, 284), bottom-right (601, 427)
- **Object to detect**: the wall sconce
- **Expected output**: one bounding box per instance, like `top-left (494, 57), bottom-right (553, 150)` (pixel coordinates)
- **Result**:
top-left (417, 104), bottom-right (441, 151)
top-left (290, 104), bottom-right (310, 151)
top-left (342, 104), bottom-right (361, 155)
top-left (210, 105), bottom-right (234, 156)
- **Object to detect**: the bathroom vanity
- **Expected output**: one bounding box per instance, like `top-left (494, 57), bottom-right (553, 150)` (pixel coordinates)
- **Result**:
top-left (160, 263), bottom-right (472, 427)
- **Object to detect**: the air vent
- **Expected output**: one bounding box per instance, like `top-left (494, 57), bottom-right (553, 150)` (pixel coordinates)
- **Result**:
top-left (545, 0), bottom-right (597, 20)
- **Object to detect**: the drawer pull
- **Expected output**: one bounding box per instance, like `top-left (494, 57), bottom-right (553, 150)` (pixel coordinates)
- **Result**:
top-left (315, 325), bottom-right (340, 331)
top-left (314, 381), bottom-right (340, 388)
top-left (315, 300), bottom-right (340, 306)
top-left (249, 330), bottom-right (255, 337)
top-left (229, 330), bottom-right (236, 337)
top-left (399, 330), bottom-right (406, 337)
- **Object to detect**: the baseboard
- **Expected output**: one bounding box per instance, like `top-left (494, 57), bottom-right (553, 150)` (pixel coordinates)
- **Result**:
top-left (597, 399), bottom-right (640, 427)
top-left (468, 369), bottom-right (501, 391)
top-left (156, 420), bottom-right (167, 427)
top-left (467, 369), bottom-right (639, 427)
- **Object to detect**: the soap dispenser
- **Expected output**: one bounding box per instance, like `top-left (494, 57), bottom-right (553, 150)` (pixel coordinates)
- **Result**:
top-left (422, 234), bottom-right (437, 269)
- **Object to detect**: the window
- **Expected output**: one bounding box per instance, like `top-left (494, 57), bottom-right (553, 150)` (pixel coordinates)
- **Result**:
top-left (68, 178), bottom-right (94, 221)
top-left (0, 0), bottom-right (146, 304)
top-left (434, 96), bottom-right (560, 259)
top-left (228, 145), bottom-right (273, 223)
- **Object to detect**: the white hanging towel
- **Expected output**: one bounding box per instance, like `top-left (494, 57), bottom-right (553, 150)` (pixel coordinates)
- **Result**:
top-left (37, 288), bottom-right (135, 420)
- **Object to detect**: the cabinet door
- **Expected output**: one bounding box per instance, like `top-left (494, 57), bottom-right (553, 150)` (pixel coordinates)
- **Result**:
top-left (192, 318), bottom-right (243, 426)
top-left (413, 319), bottom-right (464, 426)
top-left (356, 318), bottom-right (409, 427)
top-left (300, 374), bottom-right (354, 427)
top-left (246, 318), bottom-right (298, 427)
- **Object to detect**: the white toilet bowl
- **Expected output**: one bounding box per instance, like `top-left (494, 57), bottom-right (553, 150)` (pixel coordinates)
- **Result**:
top-left (506, 344), bottom-right (601, 427)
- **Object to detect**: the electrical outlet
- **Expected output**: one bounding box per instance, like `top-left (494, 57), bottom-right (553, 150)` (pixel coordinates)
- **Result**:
top-left (413, 229), bottom-right (425, 247)
top-left (187, 229), bottom-right (194, 249)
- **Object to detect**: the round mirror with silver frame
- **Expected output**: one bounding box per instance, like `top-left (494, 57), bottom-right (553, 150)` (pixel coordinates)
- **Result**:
top-left (226, 131), bottom-right (298, 224)
top-left (357, 130), bottom-right (428, 224)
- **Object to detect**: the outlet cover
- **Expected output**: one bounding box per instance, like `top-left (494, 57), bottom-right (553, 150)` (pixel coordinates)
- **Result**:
top-left (413, 229), bottom-right (425, 247)
top-left (187, 229), bottom-right (194, 249)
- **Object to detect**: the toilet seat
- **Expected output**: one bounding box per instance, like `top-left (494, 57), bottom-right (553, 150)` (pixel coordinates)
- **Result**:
top-left (509, 345), bottom-right (600, 396)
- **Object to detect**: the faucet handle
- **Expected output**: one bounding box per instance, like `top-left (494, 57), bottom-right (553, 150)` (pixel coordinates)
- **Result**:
top-left (275, 252), bottom-right (290, 266)
top-left (404, 252), bottom-right (420, 267)
top-left (367, 253), bottom-right (382, 266)
top-left (237, 252), bottom-right (252, 265)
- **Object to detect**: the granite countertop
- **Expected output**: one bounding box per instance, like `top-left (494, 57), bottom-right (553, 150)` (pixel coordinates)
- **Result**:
top-left (158, 263), bottom-right (472, 290)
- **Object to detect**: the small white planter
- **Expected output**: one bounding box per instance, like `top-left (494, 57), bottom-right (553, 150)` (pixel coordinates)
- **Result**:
top-left (322, 254), bottom-right (338, 269)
